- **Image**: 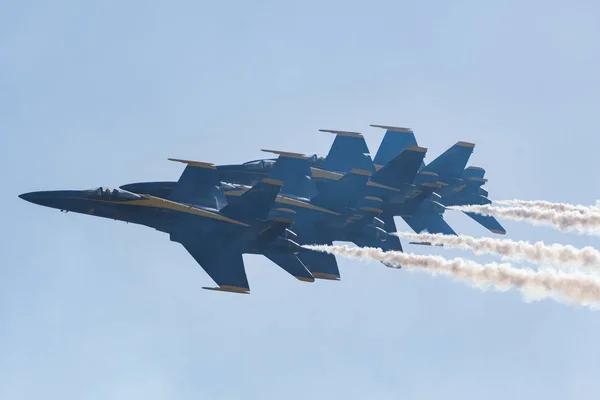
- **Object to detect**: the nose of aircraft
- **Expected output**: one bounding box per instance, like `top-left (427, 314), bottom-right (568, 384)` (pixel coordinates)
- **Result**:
top-left (19, 190), bottom-right (82, 209)
top-left (19, 191), bottom-right (51, 205)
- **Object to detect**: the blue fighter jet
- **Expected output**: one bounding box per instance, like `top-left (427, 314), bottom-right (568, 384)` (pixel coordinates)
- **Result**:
top-left (20, 160), bottom-right (319, 294)
top-left (370, 125), bottom-right (506, 235)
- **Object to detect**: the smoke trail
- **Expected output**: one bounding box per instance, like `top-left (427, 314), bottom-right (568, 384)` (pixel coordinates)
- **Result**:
top-left (303, 244), bottom-right (600, 309)
top-left (496, 199), bottom-right (599, 214)
top-left (395, 232), bottom-right (600, 269)
top-left (449, 204), bottom-right (600, 235)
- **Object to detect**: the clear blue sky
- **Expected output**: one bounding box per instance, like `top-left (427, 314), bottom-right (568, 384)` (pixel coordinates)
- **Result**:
top-left (2, 1), bottom-right (600, 398)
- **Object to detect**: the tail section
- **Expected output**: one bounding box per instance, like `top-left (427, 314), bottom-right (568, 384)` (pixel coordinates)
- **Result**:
top-left (311, 169), bottom-right (371, 211)
top-left (167, 158), bottom-right (225, 209)
top-left (220, 178), bottom-right (283, 222)
top-left (320, 129), bottom-right (375, 174)
top-left (261, 149), bottom-right (318, 199)
top-left (423, 142), bottom-right (475, 179)
top-left (371, 125), bottom-right (418, 167)
top-left (371, 146), bottom-right (427, 190)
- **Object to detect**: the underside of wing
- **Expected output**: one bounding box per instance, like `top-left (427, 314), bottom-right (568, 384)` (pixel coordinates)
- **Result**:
top-left (401, 212), bottom-right (457, 236)
top-left (264, 252), bottom-right (315, 282)
top-left (180, 241), bottom-right (250, 294)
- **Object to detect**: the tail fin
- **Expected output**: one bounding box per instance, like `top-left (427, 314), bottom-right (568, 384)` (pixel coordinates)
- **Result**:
top-left (167, 158), bottom-right (225, 209)
top-left (311, 169), bottom-right (371, 210)
top-left (423, 142), bottom-right (475, 179)
top-left (371, 125), bottom-right (418, 167)
top-left (320, 129), bottom-right (375, 173)
top-left (371, 146), bottom-right (427, 189)
top-left (220, 178), bottom-right (283, 222)
top-left (261, 149), bottom-right (318, 199)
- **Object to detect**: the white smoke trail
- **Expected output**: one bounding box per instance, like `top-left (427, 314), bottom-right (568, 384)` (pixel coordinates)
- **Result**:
top-left (449, 204), bottom-right (600, 235)
top-left (303, 244), bottom-right (600, 309)
top-left (395, 232), bottom-right (600, 269)
top-left (496, 199), bottom-right (600, 214)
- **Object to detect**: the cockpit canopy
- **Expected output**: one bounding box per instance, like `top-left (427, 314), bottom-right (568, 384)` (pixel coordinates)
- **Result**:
top-left (307, 154), bottom-right (325, 166)
top-left (85, 187), bottom-right (142, 200)
top-left (242, 159), bottom-right (276, 169)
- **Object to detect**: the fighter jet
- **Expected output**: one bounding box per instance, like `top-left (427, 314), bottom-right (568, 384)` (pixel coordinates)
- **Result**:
top-left (370, 125), bottom-right (506, 235)
top-left (212, 129), bottom-right (455, 238)
top-left (19, 160), bottom-right (319, 294)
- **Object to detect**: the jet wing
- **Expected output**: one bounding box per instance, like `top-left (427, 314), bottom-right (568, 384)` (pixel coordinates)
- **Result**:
top-left (297, 249), bottom-right (341, 280)
top-left (379, 212), bottom-right (403, 251)
top-left (180, 241), bottom-right (250, 293)
top-left (401, 212), bottom-right (457, 236)
top-left (291, 219), bottom-right (341, 280)
top-left (264, 252), bottom-right (315, 282)
top-left (168, 158), bottom-right (225, 209)
top-left (464, 212), bottom-right (506, 234)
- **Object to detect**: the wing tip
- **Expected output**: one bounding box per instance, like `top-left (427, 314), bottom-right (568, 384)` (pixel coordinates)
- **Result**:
top-left (311, 273), bottom-right (341, 281)
top-left (202, 286), bottom-right (250, 294)
top-left (490, 229), bottom-right (507, 235)
top-left (168, 158), bottom-right (216, 169)
top-left (406, 146), bottom-right (428, 153)
top-left (296, 276), bottom-right (315, 283)
top-left (318, 129), bottom-right (364, 138)
top-left (370, 124), bottom-right (413, 133)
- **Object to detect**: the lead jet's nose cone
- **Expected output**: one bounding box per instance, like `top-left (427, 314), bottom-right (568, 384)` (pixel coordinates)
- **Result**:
top-left (19, 191), bottom-right (43, 204)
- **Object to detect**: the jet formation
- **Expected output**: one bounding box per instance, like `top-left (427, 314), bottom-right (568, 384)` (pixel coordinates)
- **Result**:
top-left (20, 125), bottom-right (505, 294)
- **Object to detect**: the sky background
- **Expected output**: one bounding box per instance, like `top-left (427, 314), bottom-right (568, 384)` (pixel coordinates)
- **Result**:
top-left (2, 0), bottom-right (600, 398)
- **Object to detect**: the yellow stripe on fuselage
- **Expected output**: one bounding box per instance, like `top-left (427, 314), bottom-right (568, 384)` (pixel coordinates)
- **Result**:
top-left (84, 195), bottom-right (249, 226)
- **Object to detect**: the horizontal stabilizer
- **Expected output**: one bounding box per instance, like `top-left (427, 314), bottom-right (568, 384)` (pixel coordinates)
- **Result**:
top-left (168, 158), bottom-right (224, 209)
top-left (464, 212), bottom-right (506, 234)
top-left (372, 146), bottom-right (427, 189)
top-left (220, 178), bottom-right (283, 222)
top-left (321, 129), bottom-right (374, 173)
top-left (371, 124), bottom-right (418, 166)
top-left (424, 142), bottom-right (475, 179)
